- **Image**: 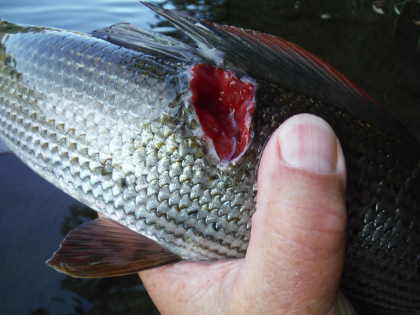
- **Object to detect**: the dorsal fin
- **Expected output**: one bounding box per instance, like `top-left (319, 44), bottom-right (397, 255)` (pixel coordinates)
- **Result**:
top-left (213, 24), bottom-right (371, 99)
top-left (47, 217), bottom-right (180, 278)
top-left (91, 22), bottom-right (199, 62)
top-left (141, 2), bottom-right (420, 160)
top-left (141, 2), bottom-right (367, 108)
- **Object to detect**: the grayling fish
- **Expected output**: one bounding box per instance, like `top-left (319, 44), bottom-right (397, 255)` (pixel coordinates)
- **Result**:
top-left (1, 3), bottom-right (420, 312)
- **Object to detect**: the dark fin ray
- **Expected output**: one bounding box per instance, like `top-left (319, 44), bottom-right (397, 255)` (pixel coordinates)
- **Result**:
top-left (47, 218), bottom-right (180, 278)
top-left (141, 3), bottom-right (420, 159)
top-left (214, 25), bottom-right (371, 99)
top-left (141, 2), bottom-right (366, 106)
top-left (141, 2), bottom-right (217, 47)
top-left (92, 22), bottom-right (199, 62)
top-left (140, 2), bottom-right (229, 64)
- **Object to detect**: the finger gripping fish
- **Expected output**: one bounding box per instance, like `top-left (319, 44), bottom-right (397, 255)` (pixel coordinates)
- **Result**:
top-left (0, 3), bottom-right (420, 311)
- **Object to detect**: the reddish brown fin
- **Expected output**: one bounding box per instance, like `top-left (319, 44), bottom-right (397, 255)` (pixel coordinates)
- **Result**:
top-left (46, 218), bottom-right (180, 278)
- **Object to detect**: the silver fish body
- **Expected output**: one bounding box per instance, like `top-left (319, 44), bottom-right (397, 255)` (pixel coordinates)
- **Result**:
top-left (0, 25), bottom-right (257, 260)
top-left (1, 11), bottom-right (420, 311)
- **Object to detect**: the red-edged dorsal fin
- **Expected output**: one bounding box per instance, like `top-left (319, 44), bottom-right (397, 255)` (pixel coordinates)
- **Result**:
top-left (214, 24), bottom-right (372, 100)
top-left (142, 2), bottom-right (375, 114)
top-left (142, 3), bottom-right (420, 160)
top-left (46, 218), bottom-right (180, 278)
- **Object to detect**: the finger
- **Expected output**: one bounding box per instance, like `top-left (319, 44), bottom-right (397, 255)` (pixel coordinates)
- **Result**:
top-left (235, 114), bottom-right (347, 315)
top-left (139, 260), bottom-right (237, 315)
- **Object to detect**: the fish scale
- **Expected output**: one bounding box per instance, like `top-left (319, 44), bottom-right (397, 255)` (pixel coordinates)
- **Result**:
top-left (2, 8), bottom-right (420, 310)
top-left (0, 27), bottom-right (257, 262)
top-left (247, 77), bottom-right (420, 309)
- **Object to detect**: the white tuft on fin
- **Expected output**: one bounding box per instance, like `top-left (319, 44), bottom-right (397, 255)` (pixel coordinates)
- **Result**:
top-left (196, 41), bottom-right (224, 67)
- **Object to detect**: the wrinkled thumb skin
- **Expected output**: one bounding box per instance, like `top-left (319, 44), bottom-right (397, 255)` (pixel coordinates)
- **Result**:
top-left (140, 114), bottom-right (357, 315)
top-left (228, 113), bottom-right (350, 314)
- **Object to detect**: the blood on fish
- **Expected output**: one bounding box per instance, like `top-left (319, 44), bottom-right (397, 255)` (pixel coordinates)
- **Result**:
top-left (190, 64), bottom-right (256, 162)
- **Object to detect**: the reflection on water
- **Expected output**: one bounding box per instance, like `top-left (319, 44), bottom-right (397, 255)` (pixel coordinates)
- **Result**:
top-left (0, 0), bottom-right (160, 32)
top-left (0, 155), bottom-right (160, 315)
top-left (0, 1), bottom-right (419, 315)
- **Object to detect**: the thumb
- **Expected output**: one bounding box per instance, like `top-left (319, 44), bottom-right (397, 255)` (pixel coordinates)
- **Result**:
top-left (238, 114), bottom-right (347, 314)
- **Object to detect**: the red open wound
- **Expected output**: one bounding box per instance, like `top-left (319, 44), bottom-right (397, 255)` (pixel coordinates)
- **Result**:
top-left (190, 64), bottom-right (256, 162)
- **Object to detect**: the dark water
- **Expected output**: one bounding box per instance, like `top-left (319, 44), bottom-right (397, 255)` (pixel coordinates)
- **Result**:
top-left (0, 0), bottom-right (419, 314)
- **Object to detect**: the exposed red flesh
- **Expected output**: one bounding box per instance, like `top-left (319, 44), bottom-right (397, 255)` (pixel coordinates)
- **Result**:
top-left (190, 64), bottom-right (256, 162)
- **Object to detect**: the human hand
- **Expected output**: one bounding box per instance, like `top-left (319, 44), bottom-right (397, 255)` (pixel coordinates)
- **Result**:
top-left (139, 114), bottom-right (354, 315)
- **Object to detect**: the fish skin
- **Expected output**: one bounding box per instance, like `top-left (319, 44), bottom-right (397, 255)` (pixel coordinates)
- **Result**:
top-left (0, 15), bottom-right (420, 312)
top-left (0, 23), bottom-right (256, 261)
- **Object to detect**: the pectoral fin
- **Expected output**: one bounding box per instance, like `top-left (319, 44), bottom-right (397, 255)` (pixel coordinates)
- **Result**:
top-left (47, 217), bottom-right (180, 278)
